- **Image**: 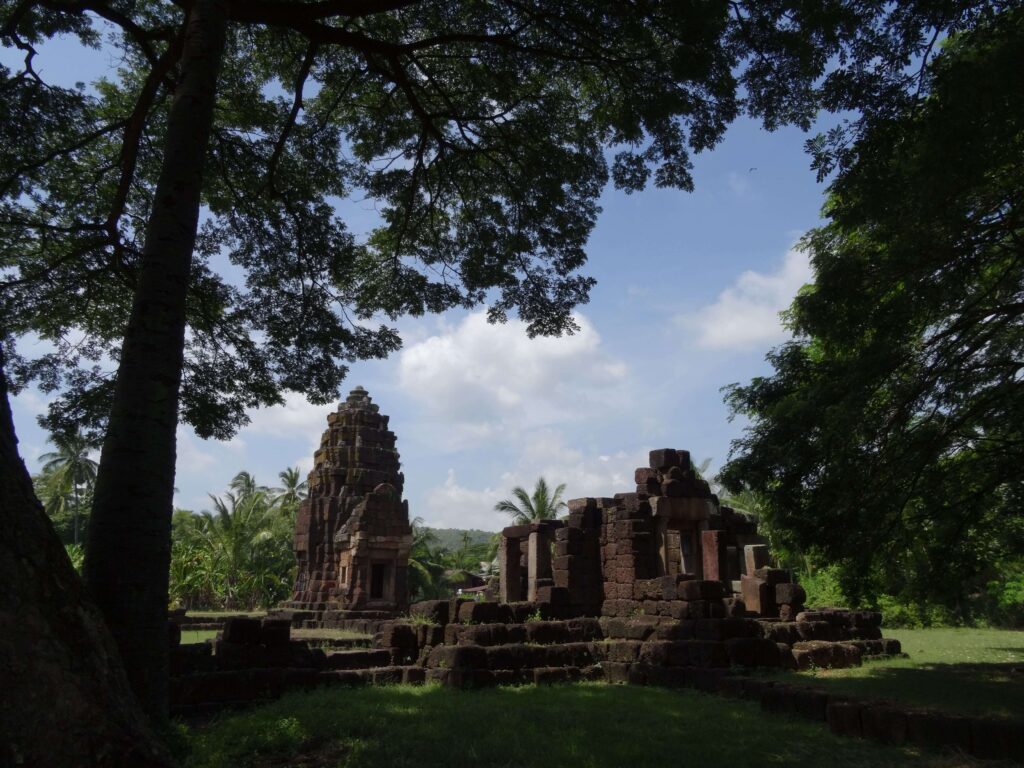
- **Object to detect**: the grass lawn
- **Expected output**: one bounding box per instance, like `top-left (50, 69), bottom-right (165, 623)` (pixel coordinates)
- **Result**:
top-left (770, 627), bottom-right (1024, 719)
top-left (181, 629), bottom-right (219, 644)
top-left (181, 682), bottom-right (982, 768)
top-left (292, 628), bottom-right (373, 644)
top-left (180, 628), bottom-right (372, 645)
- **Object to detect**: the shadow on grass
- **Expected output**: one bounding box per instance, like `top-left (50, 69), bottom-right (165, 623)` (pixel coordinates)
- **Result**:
top-left (782, 662), bottom-right (1024, 720)
top-left (184, 683), bottom-right (952, 768)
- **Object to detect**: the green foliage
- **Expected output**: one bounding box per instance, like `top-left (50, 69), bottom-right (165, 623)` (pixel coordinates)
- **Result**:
top-left (873, 596), bottom-right (959, 630)
top-left (4, 0), bottom-right (996, 441)
top-left (494, 477), bottom-right (567, 525)
top-left (169, 471), bottom-right (295, 611)
top-left (63, 542), bottom-right (83, 574)
top-left (798, 566), bottom-right (848, 611)
top-left (987, 564), bottom-right (1024, 626)
top-left (270, 467), bottom-right (308, 519)
top-left (721, 9), bottom-right (1024, 621)
top-left (423, 528), bottom-right (495, 552)
top-left (33, 430), bottom-right (98, 546)
top-left (407, 520), bottom-right (495, 602)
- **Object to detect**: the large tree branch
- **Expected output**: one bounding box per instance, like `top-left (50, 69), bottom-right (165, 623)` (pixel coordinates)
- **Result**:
top-left (0, 120), bottom-right (127, 198)
top-left (229, 0), bottom-right (420, 24)
top-left (106, 26), bottom-right (186, 245)
top-left (265, 42), bottom-right (317, 195)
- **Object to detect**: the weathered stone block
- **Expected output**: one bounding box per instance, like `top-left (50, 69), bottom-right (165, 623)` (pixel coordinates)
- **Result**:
top-left (677, 580), bottom-right (725, 601)
top-left (792, 687), bottom-right (829, 721)
top-left (861, 704), bottom-right (908, 745)
top-left (606, 640), bottom-right (642, 663)
top-left (724, 637), bottom-right (759, 667)
top-left (381, 623), bottom-right (418, 650)
top-left (534, 666), bottom-right (580, 685)
top-left (223, 617), bottom-right (262, 645)
top-left (461, 602), bottom-right (509, 624)
top-left (485, 644), bottom-right (533, 670)
top-left (425, 644), bottom-right (487, 670)
top-left (740, 575), bottom-right (774, 616)
top-left (775, 582), bottom-right (807, 605)
top-left (827, 699), bottom-right (864, 738)
top-left (743, 544), bottom-right (770, 574)
top-left (970, 717), bottom-right (1024, 761)
top-left (754, 567), bottom-right (790, 585)
top-left (761, 683), bottom-right (797, 715)
top-left (649, 449), bottom-right (680, 470)
top-left (652, 620), bottom-right (695, 641)
top-left (907, 711), bottom-right (972, 753)
top-left (410, 600), bottom-right (450, 625)
top-left (778, 604), bottom-right (805, 621)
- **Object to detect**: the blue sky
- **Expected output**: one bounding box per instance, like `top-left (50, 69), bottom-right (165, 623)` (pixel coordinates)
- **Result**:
top-left (6, 24), bottom-right (832, 532)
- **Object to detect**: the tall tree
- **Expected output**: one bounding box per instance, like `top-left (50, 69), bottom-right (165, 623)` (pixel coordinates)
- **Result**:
top-left (721, 8), bottom-right (1024, 610)
top-left (0, 355), bottom-right (171, 768)
top-left (2, 0), bottom-right (1001, 720)
top-left (175, 475), bottom-right (294, 609)
top-left (272, 465), bottom-right (308, 517)
top-left (495, 476), bottom-right (567, 525)
top-left (39, 430), bottom-right (99, 545)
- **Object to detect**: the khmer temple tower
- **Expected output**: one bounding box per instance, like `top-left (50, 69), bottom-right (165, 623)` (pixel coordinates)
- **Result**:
top-left (285, 386), bottom-right (412, 614)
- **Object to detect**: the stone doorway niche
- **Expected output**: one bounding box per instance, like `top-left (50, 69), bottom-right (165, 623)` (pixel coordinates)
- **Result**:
top-left (370, 562), bottom-right (389, 601)
top-left (651, 496), bottom-right (711, 579)
top-left (498, 519), bottom-right (564, 603)
top-left (658, 522), bottom-right (702, 578)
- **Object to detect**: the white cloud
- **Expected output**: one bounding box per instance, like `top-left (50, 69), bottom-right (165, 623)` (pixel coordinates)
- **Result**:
top-left (424, 469), bottom-right (505, 530)
top-left (176, 427), bottom-right (218, 474)
top-left (681, 247), bottom-right (811, 351)
top-left (420, 430), bottom-right (649, 530)
top-left (242, 392), bottom-right (331, 438)
top-left (397, 311), bottom-right (628, 448)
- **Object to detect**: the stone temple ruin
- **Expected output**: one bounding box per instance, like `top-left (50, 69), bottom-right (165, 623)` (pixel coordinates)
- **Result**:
top-left (282, 386), bottom-right (412, 618)
top-left (170, 395), bottom-right (1024, 761)
top-left (499, 447), bottom-right (801, 622)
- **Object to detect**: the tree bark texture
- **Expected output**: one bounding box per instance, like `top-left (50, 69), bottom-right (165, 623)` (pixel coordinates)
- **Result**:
top-left (0, 354), bottom-right (173, 768)
top-left (84, 0), bottom-right (228, 724)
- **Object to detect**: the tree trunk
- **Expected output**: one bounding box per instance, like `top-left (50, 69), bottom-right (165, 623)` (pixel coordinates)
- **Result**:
top-left (0, 353), bottom-right (173, 768)
top-left (84, 0), bottom-right (228, 724)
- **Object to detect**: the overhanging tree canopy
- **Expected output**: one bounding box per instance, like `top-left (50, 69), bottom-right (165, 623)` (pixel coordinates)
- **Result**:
top-left (1, 0), bottom-right (1006, 722)
top-left (721, 8), bottom-right (1024, 610)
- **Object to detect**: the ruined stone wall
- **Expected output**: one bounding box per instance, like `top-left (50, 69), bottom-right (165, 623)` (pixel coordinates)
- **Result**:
top-left (544, 449), bottom-right (785, 620)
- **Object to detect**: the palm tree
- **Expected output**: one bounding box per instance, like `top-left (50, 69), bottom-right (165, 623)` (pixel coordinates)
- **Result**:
top-left (494, 477), bottom-right (567, 525)
top-left (171, 476), bottom-right (294, 610)
top-left (39, 431), bottom-right (99, 546)
top-left (407, 517), bottom-right (446, 601)
top-left (271, 466), bottom-right (308, 518)
top-left (228, 470), bottom-right (265, 498)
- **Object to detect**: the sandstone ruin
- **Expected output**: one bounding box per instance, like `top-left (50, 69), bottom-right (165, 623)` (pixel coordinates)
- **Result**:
top-left (283, 386), bottom-right (412, 617)
top-left (499, 447), bottom-right (802, 622)
top-left (168, 420), bottom-right (1023, 761)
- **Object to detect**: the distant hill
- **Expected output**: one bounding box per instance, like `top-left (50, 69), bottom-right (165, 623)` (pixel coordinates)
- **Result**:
top-left (425, 527), bottom-right (496, 552)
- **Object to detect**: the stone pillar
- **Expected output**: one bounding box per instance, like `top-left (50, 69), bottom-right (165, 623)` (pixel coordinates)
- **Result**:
top-left (701, 530), bottom-right (729, 582)
top-left (744, 544), bottom-right (770, 575)
top-left (527, 529), bottom-right (552, 602)
top-left (499, 536), bottom-right (522, 603)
